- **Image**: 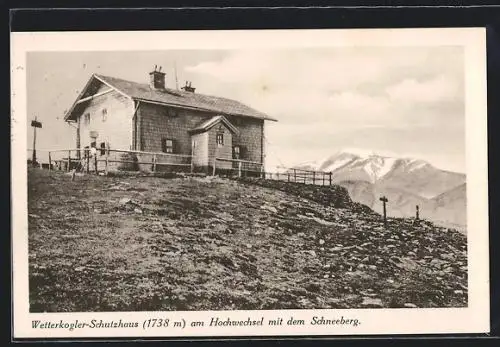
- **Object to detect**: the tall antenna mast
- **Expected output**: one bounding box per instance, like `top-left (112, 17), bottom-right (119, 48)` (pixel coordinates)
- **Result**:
top-left (174, 61), bottom-right (179, 91)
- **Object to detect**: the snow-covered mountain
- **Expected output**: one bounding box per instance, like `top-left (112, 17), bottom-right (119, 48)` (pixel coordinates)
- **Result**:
top-left (292, 150), bottom-right (467, 227)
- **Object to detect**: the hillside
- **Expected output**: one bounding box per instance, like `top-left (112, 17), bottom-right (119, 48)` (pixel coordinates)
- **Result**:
top-left (292, 150), bottom-right (466, 226)
top-left (28, 168), bottom-right (467, 312)
top-left (431, 183), bottom-right (467, 227)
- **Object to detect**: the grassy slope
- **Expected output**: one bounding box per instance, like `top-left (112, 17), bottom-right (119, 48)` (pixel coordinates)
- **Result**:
top-left (28, 169), bottom-right (467, 312)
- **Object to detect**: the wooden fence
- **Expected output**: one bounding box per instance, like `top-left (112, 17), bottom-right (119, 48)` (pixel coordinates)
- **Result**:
top-left (28, 149), bottom-right (332, 186)
top-left (263, 168), bottom-right (333, 186)
top-left (214, 158), bottom-right (333, 186)
top-left (40, 148), bottom-right (192, 175)
top-left (214, 157), bottom-right (264, 177)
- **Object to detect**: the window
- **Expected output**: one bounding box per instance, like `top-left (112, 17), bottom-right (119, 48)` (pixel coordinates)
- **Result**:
top-left (162, 138), bottom-right (174, 153)
top-left (90, 141), bottom-right (96, 148)
top-left (100, 142), bottom-right (106, 155)
top-left (233, 146), bottom-right (241, 159)
top-left (216, 133), bottom-right (224, 146)
top-left (102, 108), bottom-right (107, 122)
top-left (84, 113), bottom-right (91, 125)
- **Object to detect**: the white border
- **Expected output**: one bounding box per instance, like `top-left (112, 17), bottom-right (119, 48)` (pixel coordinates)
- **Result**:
top-left (11, 28), bottom-right (489, 338)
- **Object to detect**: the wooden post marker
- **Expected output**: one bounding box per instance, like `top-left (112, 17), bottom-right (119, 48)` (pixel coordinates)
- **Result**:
top-left (30, 117), bottom-right (42, 167)
top-left (380, 196), bottom-right (388, 227)
top-left (416, 205), bottom-right (420, 220)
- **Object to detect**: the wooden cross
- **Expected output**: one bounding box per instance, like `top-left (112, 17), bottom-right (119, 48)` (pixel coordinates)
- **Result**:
top-left (379, 196), bottom-right (388, 227)
top-left (30, 116), bottom-right (42, 167)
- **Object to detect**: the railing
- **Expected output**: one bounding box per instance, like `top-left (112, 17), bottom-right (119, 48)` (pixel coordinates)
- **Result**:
top-left (28, 148), bottom-right (332, 186)
top-left (212, 158), bottom-right (332, 186)
top-left (262, 167), bottom-right (333, 186)
top-left (34, 148), bottom-right (193, 175)
top-left (214, 157), bottom-right (264, 177)
top-left (275, 167), bottom-right (333, 186)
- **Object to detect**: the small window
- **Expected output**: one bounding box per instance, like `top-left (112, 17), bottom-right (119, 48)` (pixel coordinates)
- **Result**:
top-left (233, 146), bottom-right (241, 159)
top-left (84, 113), bottom-right (91, 125)
top-left (162, 138), bottom-right (174, 153)
top-left (216, 133), bottom-right (224, 146)
top-left (90, 141), bottom-right (96, 148)
top-left (102, 108), bottom-right (107, 122)
top-left (100, 142), bottom-right (106, 155)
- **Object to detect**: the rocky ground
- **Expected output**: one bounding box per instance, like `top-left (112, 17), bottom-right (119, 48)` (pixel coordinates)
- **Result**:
top-left (28, 168), bottom-right (467, 312)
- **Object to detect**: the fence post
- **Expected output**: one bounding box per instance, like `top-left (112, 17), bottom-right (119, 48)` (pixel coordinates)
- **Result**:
top-left (94, 154), bottom-right (98, 174)
top-left (322, 172), bottom-right (325, 186)
top-left (105, 150), bottom-right (109, 175)
top-left (212, 157), bottom-right (216, 176)
top-left (287, 172), bottom-right (290, 182)
top-left (152, 153), bottom-right (157, 173)
top-left (293, 169), bottom-right (297, 183)
top-left (48, 152), bottom-right (52, 171)
top-left (329, 172), bottom-right (332, 186)
top-left (312, 171), bottom-right (315, 185)
top-left (67, 150), bottom-right (71, 172)
top-left (238, 161), bottom-right (242, 177)
top-left (86, 152), bottom-right (90, 174)
top-left (190, 157), bottom-right (194, 174)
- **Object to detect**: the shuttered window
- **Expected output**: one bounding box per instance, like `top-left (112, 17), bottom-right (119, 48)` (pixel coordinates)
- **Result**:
top-left (162, 138), bottom-right (174, 153)
top-left (233, 146), bottom-right (241, 159)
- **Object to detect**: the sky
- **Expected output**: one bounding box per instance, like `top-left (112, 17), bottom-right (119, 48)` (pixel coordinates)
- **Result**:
top-left (26, 46), bottom-right (465, 173)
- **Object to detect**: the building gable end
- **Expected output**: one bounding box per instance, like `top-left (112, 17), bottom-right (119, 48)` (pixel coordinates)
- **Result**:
top-left (64, 74), bottom-right (132, 122)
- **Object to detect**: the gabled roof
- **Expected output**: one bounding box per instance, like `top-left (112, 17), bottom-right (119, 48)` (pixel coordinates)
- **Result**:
top-left (64, 73), bottom-right (277, 122)
top-left (189, 115), bottom-right (239, 135)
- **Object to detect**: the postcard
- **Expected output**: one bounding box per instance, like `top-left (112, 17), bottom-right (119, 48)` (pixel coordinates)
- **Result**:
top-left (11, 28), bottom-right (489, 338)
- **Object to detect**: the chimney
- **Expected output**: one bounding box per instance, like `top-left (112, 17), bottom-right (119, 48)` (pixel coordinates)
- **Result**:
top-left (149, 65), bottom-right (166, 89)
top-left (181, 81), bottom-right (196, 93)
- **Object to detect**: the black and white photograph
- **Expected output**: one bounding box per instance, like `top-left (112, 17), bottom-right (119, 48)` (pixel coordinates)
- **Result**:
top-left (11, 28), bottom-right (489, 338)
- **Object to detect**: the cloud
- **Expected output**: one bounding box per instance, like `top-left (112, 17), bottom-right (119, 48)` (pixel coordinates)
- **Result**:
top-left (186, 47), bottom-right (463, 124)
top-left (185, 47), bottom-right (465, 171)
top-left (186, 47), bottom-right (463, 93)
top-left (386, 75), bottom-right (461, 104)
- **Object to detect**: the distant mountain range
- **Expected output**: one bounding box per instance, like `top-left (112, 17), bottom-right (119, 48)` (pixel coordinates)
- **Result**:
top-left (291, 150), bottom-right (466, 229)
